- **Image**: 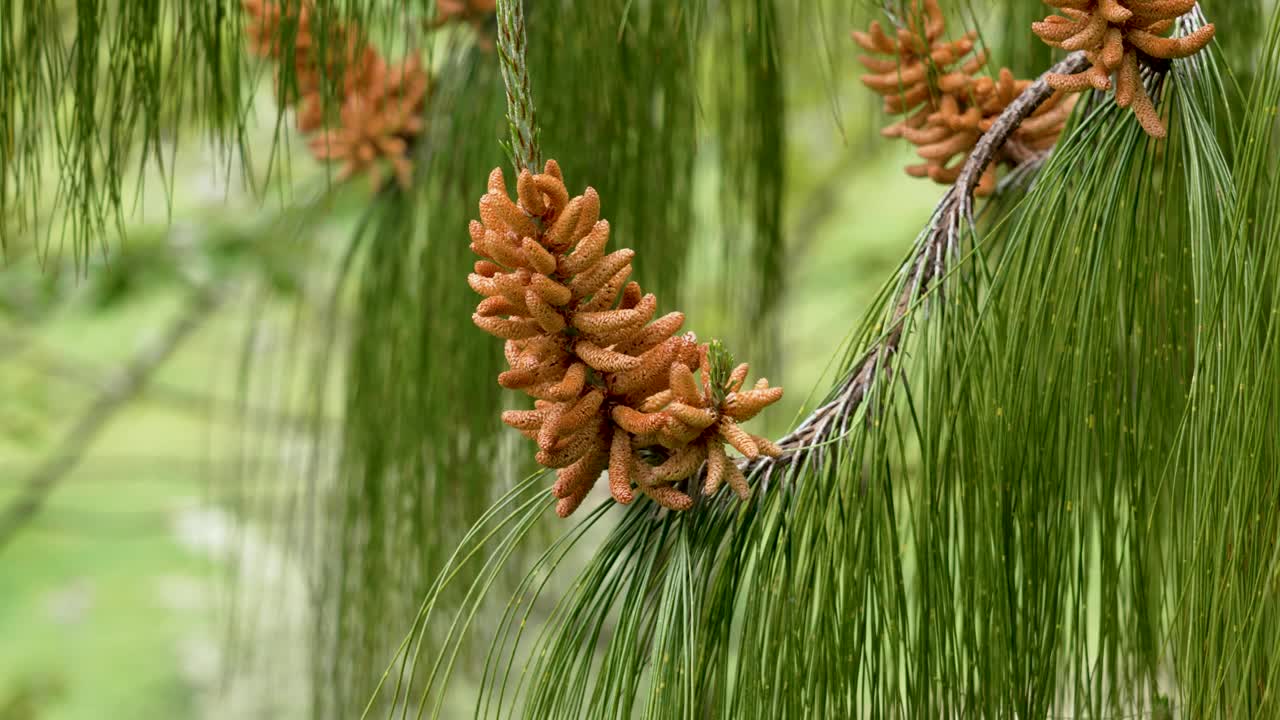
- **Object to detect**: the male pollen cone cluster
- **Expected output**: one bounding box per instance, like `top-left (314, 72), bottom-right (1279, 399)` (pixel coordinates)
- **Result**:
top-left (854, 0), bottom-right (1076, 195)
top-left (243, 0), bottom-right (430, 189)
top-left (1033, 0), bottom-right (1216, 138)
top-left (468, 161), bottom-right (784, 517)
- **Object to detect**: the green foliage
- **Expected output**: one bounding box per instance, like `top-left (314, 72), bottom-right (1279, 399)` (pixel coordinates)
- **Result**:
top-left (368, 5), bottom-right (1280, 718)
top-left (6, 0), bottom-right (1277, 717)
top-left (495, 0), bottom-right (539, 172)
top-left (705, 0), bottom-right (786, 365)
top-left (231, 3), bottom-right (794, 717)
top-left (704, 339), bottom-right (734, 407)
top-left (1, 0), bottom-right (245, 259)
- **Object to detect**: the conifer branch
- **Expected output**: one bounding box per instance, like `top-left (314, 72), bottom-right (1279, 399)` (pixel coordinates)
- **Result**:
top-left (746, 51), bottom-right (1091, 484)
top-left (1, 336), bottom-right (329, 430)
top-left (495, 0), bottom-right (541, 172)
top-left (0, 283), bottom-right (223, 553)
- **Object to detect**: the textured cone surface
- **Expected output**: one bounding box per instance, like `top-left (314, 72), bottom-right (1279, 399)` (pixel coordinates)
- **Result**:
top-left (854, 0), bottom-right (1077, 192)
top-left (467, 160), bottom-right (784, 515)
top-left (1032, 0), bottom-right (1215, 137)
top-left (243, 1), bottom-right (430, 188)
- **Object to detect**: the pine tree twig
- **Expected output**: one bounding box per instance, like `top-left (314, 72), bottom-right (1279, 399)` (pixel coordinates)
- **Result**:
top-left (743, 51), bottom-right (1090, 486)
top-left (0, 336), bottom-right (334, 430)
top-left (0, 284), bottom-right (224, 553)
top-left (495, 0), bottom-right (540, 173)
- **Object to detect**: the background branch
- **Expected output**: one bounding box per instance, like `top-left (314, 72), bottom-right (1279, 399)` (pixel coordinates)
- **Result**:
top-left (2, 336), bottom-right (335, 430)
top-left (0, 283), bottom-right (224, 553)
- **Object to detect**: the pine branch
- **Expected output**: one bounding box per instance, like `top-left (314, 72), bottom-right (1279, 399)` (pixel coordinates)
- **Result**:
top-left (1, 334), bottom-right (332, 430)
top-left (0, 283), bottom-right (223, 553)
top-left (746, 50), bottom-right (1091, 483)
top-left (495, 0), bottom-right (540, 173)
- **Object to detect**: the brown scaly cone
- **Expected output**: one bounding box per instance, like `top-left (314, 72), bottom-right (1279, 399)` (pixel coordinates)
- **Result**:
top-left (1033, 0), bottom-right (1216, 138)
top-left (854, 0), bottom-right (1077, 195)
top-left (469, 160), bottom-right (783, 517)
top-left (243, 0), bottom-right (430, 189)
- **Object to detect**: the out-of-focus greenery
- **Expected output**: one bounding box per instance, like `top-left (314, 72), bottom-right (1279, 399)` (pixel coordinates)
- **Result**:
top-left (1, 290), bottom-right (247, 720)
top-left (0, 107), bottom-right (338, 717)
top-left (0, 44), bottom-right (940, 720)
top-left (27, 2), bottom-right (1274, 717)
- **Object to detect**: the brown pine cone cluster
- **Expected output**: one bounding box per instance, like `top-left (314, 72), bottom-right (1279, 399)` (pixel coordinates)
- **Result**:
top-left (620, 344), bottom-right (784, 501)
top-left (1033, 0), bottom-right (1216, 138)
top-left (243, 0), bottom-right (430, 189)
top-left (854, 0), bottom-right (1076, 195)
top-left (469, 160), bottom-right (784, 517)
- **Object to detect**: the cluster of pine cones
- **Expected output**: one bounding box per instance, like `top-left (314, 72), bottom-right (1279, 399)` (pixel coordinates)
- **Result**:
top-left (468, 161), bottom-right (784, 516)
top-left (243, 0), bottom-right (430, 189)
top-left (1034, 0), bottom-right (1216, 138)
top-left (854, 0), bottom-right (1076, 195)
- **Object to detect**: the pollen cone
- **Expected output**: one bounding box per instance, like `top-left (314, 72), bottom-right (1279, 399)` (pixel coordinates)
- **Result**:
top-left (471, 161), bottom-right (783, 516)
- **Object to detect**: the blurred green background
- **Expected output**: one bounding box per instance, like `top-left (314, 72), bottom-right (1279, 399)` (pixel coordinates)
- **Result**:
top-left (0, 15), bottom-right (948, 720)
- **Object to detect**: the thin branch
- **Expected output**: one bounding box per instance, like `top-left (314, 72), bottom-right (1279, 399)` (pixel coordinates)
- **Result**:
top-left (0, 283), bottom-right (224, 553)
top-left (496, 0), bottom-right (540, 173)
top-left (745, 51), bottom-right (1091, 483)
top-left (3, 336), bottom-right (338, 430)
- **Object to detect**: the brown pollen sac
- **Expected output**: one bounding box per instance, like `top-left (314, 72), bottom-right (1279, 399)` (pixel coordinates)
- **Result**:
top-left (628, 343), bottom-right (785, 496)
top-left (608, 431), bottom-right (635, 505)
top-left (576, 341), bottom-right (642, 373)
top-left (719, 419), bottom-right (760, 460)
top-left (529, 274), bottom-right (573, 307)
top-left (609, 334), bottom-right (701, 403)
top-left (577, 266), bottom-right (634, 313)
top-left (553, 448), bottom-right (608, 518)
top-left (704, 442), bottom-right (729, 495)
top-left (725, 462), bottom-right (751, 501)
top-left (642, 445), bottom-right (705, 485)
top-left (669, 363), bottom-right (703, 405)
top-left (725, 386), bottom-right (786, 423)
top-left (466, 159), bottom-right (784, 516)
top-left (641, 484), bottom-right (694, 512)
top-left (516, 169), bottom-right (547, 216)
top-left (611, 406), bottom-right (669, 436)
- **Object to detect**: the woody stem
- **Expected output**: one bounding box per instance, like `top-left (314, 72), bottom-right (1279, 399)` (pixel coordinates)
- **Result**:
top-left (742, 50), bottom-right (1090, 483)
